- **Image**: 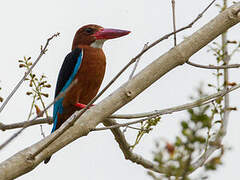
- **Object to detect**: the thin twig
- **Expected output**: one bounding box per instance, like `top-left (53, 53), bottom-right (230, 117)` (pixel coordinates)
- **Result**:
top-left (93, 116), bottom-right (159, 131)
top-left (0, 117), bottom-right (53, 131)
top-left (102, 119), bottom-right (169, 174)
top-left (0, 33), bottom-right (60, 114)
top-left (27, 94), bottom-right (37, 121)
top-left (40, 125), bottom-right (46, 138)
top-left (129, 43), bottom-right (149, 80)
top-left (140, 0), bottom-right (216, 59)
top-left (182, 152), bottom-right (193, 179)
top-left (111, 83), bottom-right (240, 119)
top-left (171, 0), bottom-right (177, 46)
top-left (126, 125), bottom-right (148, 131)
top-left (188, 0), bottom-right (216, 27)
top-left (0, 79), bottom-right (77, 151)
top-left (229, 44), bottom-right (240, 57)
top-left (0, 129), bottom-right (25, 151)
top-left (186, 61), bottom-right (240, 69)
top-left (191, 0), bottom-right (231, 171)
top-left (93, 84), bottom-right (240, 131)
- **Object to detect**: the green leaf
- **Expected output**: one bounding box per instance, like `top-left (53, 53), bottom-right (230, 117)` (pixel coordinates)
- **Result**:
top-left (215, 97), bottom-right (223, 104)
top-left (175, 136), bottom-right (182, 146)
top-left (181, 121), bottom-right (188, 129)
top-left (195, 136), bottom-right (206, 144)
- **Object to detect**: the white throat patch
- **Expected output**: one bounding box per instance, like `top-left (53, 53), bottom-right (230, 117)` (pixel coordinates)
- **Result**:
top-left (90, 40), bottom-right (106, 49)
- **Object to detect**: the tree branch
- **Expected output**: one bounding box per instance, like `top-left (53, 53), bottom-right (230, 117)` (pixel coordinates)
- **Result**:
top-left (102, 119), bottom-right (169, 174)
top-left (128, 43), bottom-right (148, 80)
top-left (0, 79), bottom-right (77, 151)
top-left (0, 33), bottom-right (60, 114)
top-left (0, 118), bottom-right (53, 131)
top-left (93, 83), bottom-right (240, 131)
top-left (0, 3), bottom-right (239, 179)
top-left (2, 83), bottom-right (240, 131)
top-left (171, 0), bottom-right (177, 46)
top-left (191, 1), bottom-right (234, 172)
top-left (186, 60), bottom-right (240, 69)
top-left (111, 83), bottom-right (240, 119)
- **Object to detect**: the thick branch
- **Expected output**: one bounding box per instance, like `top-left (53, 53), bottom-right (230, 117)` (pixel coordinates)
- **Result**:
top-left (2, 83), bottom-right (240, 131)
top-left (0, 4), bottom-right (239, 179)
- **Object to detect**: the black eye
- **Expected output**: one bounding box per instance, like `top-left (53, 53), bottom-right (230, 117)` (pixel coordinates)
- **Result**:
top-left (84, 28), bottom-right (94, 34)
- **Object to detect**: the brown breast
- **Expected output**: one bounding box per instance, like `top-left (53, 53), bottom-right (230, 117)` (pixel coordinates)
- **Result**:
top-left (59, 46), bottom-right (106, 130)
top-left (76, 45), bottom-right (106, 104)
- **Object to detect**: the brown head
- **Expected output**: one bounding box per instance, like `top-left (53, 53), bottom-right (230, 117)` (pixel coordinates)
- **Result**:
top-left (72, 24), bottom-right (130, 50)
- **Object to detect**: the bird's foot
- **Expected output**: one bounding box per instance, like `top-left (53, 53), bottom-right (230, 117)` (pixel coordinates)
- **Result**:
top-left (75, 103), bottom-right (94, 109)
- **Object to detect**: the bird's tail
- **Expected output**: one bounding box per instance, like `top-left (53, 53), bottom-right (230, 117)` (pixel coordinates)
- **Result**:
top-left (44, 104), bottom-right (58, 164)
top-left (44, 156), bottom-right (52, 164)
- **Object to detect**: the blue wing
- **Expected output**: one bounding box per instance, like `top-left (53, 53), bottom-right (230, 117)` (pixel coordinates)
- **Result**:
top-left (51, 48), bottom-right (83, 132)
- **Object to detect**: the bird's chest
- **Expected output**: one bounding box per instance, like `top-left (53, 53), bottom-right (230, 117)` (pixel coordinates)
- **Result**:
top-left (78, 48), bottom-right (106, 81)
top-left (75, 48), bottom-right (106, 100)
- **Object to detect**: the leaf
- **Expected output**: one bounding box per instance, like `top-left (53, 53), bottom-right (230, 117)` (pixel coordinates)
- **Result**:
top-left (215, 97), bottom-right (223, 104)
top-left (29, 81), bottom-right (33, 87)
top-left (181, 121), bottom-right (188, 129)
top-left (175, 136), bottom-right (182, 146)
top-left (227, 82), bottom-right (236, 86)
top-left (195, 136), bottom-right (206, 144)
top-left (187, 109), bottom-right (194, 114)
top-left (26, 92), bottom-right (32, 96)
top-left (19, 64), bottom-right (26, 68)
top-left (41, 93), bottom-right (49, 98)
top-left (44, 84), bottom-right (51, 88)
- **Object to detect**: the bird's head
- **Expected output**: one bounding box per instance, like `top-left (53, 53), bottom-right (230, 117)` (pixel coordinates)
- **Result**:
top-left (72, 24), bottom-right (130, 50)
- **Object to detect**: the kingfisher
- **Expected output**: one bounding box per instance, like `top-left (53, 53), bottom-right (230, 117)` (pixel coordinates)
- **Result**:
top-left (44, 24), bottom-right (130, 164)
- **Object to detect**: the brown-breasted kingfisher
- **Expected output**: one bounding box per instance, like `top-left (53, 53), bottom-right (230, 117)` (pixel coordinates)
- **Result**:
top-left (44, 24), bottom-right (130, 164)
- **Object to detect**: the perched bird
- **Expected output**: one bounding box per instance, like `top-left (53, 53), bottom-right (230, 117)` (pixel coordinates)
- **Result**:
top-left (44, 24), bottom-right (130, 164)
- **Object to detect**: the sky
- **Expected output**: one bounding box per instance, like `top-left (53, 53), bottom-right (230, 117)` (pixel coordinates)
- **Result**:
top-left (0, 0), bottom-right (239, 179)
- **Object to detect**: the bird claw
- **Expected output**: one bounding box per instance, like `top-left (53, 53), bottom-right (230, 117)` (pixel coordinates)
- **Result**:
top-left (75, 103), bottom-right (94, 109)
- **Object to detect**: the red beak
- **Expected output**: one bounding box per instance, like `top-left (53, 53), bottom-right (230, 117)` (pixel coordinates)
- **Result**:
top-left (93, 28), bottom-right (130, 40)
